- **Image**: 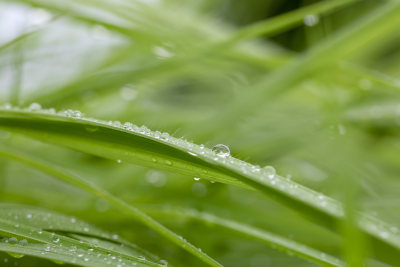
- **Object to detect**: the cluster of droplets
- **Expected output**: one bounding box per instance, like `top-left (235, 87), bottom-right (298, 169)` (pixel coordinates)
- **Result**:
top-left (0, 105), bottom-right (305, 188)
top-left (1, 208), bottom-right (119, 242)
top-left (1, 237), bottom-right (28, 247)
top-left (35, 233), bottom-right (142, 266)
top-left (0, 103), bottom-right (281, 186)
top-left (0, 104), bottom-right (345, 213)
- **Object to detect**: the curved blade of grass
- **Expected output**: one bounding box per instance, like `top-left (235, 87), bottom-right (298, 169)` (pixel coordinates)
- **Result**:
top-left (0, 203), bottom-right (159, 261)
top-left (0, 107), bottom-right (400, 265)
top-left (0, 143), bottom-right (222, 266)
top-left (146, 206), bottom-right (344, 267)
top-left (0, 217), bottom-right (160, 267)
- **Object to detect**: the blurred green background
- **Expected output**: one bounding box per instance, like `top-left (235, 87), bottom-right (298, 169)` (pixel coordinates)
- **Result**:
top-left (1, 0), bottom-right (400, 266)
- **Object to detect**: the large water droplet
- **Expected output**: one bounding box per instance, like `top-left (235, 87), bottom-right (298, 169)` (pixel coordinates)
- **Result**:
top-left (7, 252), bottom-right (24, 258)
top-left (212, 144), bottom-right (230, 158)
top-left (28, 103), bottom-right (42, 111)
top-left (304, 14), bottom-right (319, 27)
top-left (262, 166), bottom-right (276, 179)
top-left (8, 237), bottom-right (18, 245)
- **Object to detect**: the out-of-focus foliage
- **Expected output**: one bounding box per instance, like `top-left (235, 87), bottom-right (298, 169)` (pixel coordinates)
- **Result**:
top-left (0, 0), bottom-right (400, 266)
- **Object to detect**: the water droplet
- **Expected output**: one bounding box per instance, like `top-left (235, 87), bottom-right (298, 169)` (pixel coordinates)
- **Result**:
top-left (112, 121), bottom-right (122, 127)
top-left (45, 245), bottom-right (51, 252)
top-left (85, 126), bottom-right (98, 132)
top-left (112, 234), bottom-right (119, 240)
top-left (53, 237), bottom-right (60, 243)
top-left (26, 213), bottom-right (32, 219)
top-left (70, 218), bottom-right (77, 223)
top-left (8, 237), bottom-right (18, 245)
top-left (304, 14), bottom-right (319, 27)
top-left (117, 159), bottom-right (122, 163)
top-left (7, 252), bottom-right (24, 258)
top-left (19, 239), bottom-right (28, 246)
top-left (262, 166), bottom-right (276, 179)
top-left (380, 231), bottom-right (389, 239)
top-left (165, 160), bottom-right (172, 166)
top-left (28, 103), bottom-right (42, 111)
top-left (83, 227), bottom-right (89, 232)
top-left (194, 177), bottom-right (200, 181)
top-left (161, 132), bottom-right (169, 140)
top-left (212, 144), bottom-right (230, 158)
top-left (146, 171), bottom-right (166, 187)
top-left (123, 122), bottom-right (133, 130)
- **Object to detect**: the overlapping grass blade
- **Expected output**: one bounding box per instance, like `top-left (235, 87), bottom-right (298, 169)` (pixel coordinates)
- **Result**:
top-left (0, 203), bottom-right (160, 261)
top-left (146, 206), bottom-right (344, 267)
top-left (0, 217), bottom-right (160, 266)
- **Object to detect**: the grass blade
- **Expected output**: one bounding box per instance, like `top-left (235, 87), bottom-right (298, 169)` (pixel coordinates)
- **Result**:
top-left (0, 217), bottom-right (160, 266)
top-left (146, 206), bottom-right (344, 267)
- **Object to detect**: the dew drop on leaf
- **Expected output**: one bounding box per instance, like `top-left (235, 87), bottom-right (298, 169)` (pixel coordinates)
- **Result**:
top-left (212, 144), bottom-right (230, 158)
top-left (28, 102), bottom-right (42, 111)
top-left (304, 14), bottom-right (319, 27)
top-left (262, 166), bottom-right (276, 179)
top-left (85, 126), bottom-right (98, 132)
top-left (8, 237), bottom-right (18, 245)
top-left (7, 252), bottom-right (24, 258)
